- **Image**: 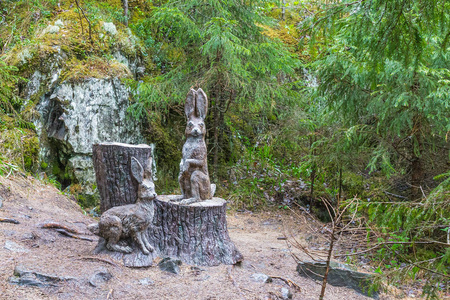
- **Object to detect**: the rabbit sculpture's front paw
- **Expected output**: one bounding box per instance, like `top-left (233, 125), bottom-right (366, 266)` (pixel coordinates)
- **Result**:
top-left (107, 243), bottom-right (133, 254)
top-left (179, 198), bottom-right (197, 205)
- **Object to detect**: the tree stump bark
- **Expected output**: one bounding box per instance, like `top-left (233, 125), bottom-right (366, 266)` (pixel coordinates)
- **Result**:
top-left (148, 196), bottom-right (243, 266)
top-left (92, 142), bottom-right (152, 213)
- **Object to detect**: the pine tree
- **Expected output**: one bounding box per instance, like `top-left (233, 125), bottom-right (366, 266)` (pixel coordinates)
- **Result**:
top-left (302, 0), bottom-right (450, 198)
top-left (132, 0), bottom-right (300, 176)
top-left (300, 1), bottom-right (450, 296)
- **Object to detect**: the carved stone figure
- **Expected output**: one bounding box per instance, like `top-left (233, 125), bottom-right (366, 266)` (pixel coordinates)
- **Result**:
top-left (177, 88), bottom-right (216, 205)
top-left (88, 156), bottom-right (156, 255)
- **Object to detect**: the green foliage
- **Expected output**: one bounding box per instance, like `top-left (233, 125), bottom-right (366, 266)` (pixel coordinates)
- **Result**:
top-left (346, 172), bottom-right (450, 298)
top-left (296, 1), bottom-right (450, 295)
top-left (0, 58), bottom-right (34, 128)
top-left (129, 0), bottom-right (302, 180)
top-left (301, 0), bottom-right (450, 186)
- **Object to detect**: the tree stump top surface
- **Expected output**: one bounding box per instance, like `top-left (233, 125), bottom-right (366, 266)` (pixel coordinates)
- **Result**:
top-left (158, 195), bottom-right (226, 207)
top-left (94, 142), bottom-right (151, 149)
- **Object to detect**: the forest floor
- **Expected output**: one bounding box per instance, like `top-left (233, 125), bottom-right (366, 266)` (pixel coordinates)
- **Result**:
top-left (0, 175), bottom-right (408, 300)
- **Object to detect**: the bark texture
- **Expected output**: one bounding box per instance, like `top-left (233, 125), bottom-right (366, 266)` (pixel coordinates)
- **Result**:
top-left (148, 196), bottom-right (243, 266)
top-left (92, 142), bottom-right (152, 213)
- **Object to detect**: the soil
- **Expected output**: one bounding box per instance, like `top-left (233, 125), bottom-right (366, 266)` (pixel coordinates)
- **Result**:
top-left (0, 175), bottom-right (396, 300)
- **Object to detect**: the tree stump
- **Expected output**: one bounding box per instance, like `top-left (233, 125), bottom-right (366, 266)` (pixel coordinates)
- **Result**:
top-left (92, 142), bottom-right (152, 213)
top-left (148, 195), bottom-right (243, 266)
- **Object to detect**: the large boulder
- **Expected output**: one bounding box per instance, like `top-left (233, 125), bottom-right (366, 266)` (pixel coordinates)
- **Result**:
top-left (35, 77), bottom-right (145, 191)
top-left (297, 261), bottom-right (378, 298)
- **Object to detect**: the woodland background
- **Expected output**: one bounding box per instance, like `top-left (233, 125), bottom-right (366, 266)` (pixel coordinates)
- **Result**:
top-left (0, 0), bottom-right (449, 297)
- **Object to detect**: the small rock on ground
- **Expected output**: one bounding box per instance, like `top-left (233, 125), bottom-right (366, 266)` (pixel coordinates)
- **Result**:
top-left (281, 287), bottom-right (293, 299)
top-left (158, 257), bottom-right (182, 274)
top-left (89, 268), bottom-right (113, 287)
top-left (251, 273), bottom-right (272, 283)
top-left (138, 277), bottom-right (154, 285)
top-left (4, 240), bottom-right (29, 253)
top-left (9, 265), bottom-right (76, 288)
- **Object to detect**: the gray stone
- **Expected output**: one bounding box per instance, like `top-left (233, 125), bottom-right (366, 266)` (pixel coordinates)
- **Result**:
top-left (280, 287), bottom-right (292, 299)
top-left (4, 240), bottom-right (29, 253)
top-left (297, 261), bottom-right (378, 298)
top-left (103, 22), bottom-right (117, 35)
top-left (158, 257), bottom-right (182, 274)
top-left (0, 196), bottom-right (3, 208)
top-left (138, 277), bottom-right (154, 285)
top-left (36, 78), bottom-right (146, 190)
top-left (89, 268), bottom-right (112, 287)
top-left (20, 30), bottom-right (146, 193)
top-left (251, 273), bottom-right (272, 283)
top-left (9, 265), bottom-right (76, 288)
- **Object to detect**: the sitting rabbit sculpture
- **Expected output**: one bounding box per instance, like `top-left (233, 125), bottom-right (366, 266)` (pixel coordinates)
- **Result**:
top-left (88, 156), bottom-right (156, 255)
top-left (177, 88), bottom-right (216, 205)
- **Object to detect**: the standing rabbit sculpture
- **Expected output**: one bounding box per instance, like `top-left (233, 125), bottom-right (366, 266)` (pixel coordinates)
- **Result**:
top-left (88, 156), bottom-right (156, 255)
top-left (177, 88), bottom-right (216, 205)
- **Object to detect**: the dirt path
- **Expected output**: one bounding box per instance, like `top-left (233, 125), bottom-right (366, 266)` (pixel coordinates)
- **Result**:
top-left (0, 176), bottom-right (381, 299)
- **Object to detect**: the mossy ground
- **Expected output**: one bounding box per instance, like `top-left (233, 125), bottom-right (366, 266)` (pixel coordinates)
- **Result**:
top-left (0, 0), bottom-right (153, 209)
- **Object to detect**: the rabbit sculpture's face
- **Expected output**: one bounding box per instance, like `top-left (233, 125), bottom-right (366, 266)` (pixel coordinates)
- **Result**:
top-left (185, 117), bottom-right (206, 138)
top-left (131, 156), bottom-right (157, 201)
top-left (138, 179), bottom-right (157, 201)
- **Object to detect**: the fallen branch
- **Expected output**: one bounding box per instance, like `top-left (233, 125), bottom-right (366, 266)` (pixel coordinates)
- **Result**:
top-left (0, 218), bottom-right (20, 224)
top-left (335, 240), bottom-right (450, 258)
top-left (41, 222), bottom-right (81, 234)
top-left (383, 191), bottom-right (408, 200)
top-left (270, 275), bottom-right (302, 292)
top-left (74, 0), bottom-right (94, 45)
top-left (55, 228), bottom-right (93, 242)
top-left (76, 256), bottom-right (120, 268)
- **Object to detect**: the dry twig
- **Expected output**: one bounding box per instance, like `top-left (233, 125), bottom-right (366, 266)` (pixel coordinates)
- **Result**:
top-left (77, 256), bottom-right (120, 268)
top-left (41, 222), bottom-right (81, 234)
top-left (0, 217), bottom-right (20, 224)
top-left (270, 275), bottom-right (302, 292)
top-left (55, 228), bottom-right (93, 242)
top-left (106, 289), bottom-right (114, 299)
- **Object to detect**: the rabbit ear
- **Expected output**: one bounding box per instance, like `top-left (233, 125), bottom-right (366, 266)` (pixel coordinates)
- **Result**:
top-left (144, 156), bottom-right (153, 179)
top-left (131, 156), bottom-right (144, 184)
top-left (185, 89), bottom-right (196, 119)
top-left (195, 88), bottom-right (208, 119)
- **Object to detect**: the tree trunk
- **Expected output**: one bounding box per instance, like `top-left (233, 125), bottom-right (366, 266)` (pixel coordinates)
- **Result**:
top-left (122, 0), bottom-right (128, 26)
top-left (92, 142), bottom-right (152, 213)
top-left (410, 115), bottom-right (424, 200)
top-left (212, 96), bottom-right (220, 179)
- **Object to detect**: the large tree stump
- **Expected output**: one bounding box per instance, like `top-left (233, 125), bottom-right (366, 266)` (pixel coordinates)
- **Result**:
top-left (148, 196), bottom-right (243, 266)
top-left (92, 142), bottom-right (152, 213)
